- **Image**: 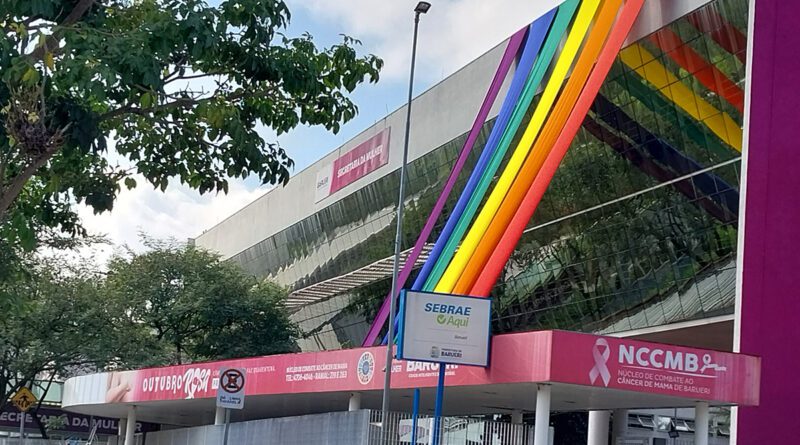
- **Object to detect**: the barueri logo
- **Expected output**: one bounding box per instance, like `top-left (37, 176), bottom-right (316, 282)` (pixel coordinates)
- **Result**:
top-left (424, 302), bottom-right (471, 328)
top-left (440, 348), bottom-right (463, 359)
top-left (357, 352), bottom-right (375, 385)
top-left (589, 338), bottom-right (728, 392)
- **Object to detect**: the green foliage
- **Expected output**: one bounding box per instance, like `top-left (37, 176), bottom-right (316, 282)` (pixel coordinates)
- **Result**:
top-left (105, 238), bottom-right (299, 364)
top-left (492, 129), bottom-right (739, 333)
top-left (0, 236), bottom-right (299, 411)
top-left (0, 0), bottom-right (383, 248)
top-left (194, 280), bottom-right (299, 360)
top-left (0, 237), bottom-right (28, 310)
top-left (0, 253), bottom-right (157, 412)
top-left (345, 277), bottom-right (392, 328)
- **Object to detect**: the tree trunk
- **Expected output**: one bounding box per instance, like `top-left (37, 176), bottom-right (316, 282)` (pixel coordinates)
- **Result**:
top-left (31, 375), bottom-right (55, 439)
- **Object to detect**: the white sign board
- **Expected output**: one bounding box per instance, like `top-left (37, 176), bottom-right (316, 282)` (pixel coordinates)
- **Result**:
top-left (314, 164), bottom-right (333, 202)
top-left (397, 290), bottom-right (491, 367)
top-left (216, 368), bottom-right (246, 410)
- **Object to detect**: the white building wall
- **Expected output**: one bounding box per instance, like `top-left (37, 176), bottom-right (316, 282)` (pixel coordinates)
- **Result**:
top-left (194, 0), bottom-right (711, 260)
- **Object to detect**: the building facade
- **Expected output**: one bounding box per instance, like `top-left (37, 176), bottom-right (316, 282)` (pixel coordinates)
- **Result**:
top-left (196, 0), bottom-right (747, 355)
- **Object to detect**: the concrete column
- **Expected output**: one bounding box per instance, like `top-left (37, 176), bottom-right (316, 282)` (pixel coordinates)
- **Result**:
top-left (118, 418), bottom-right (127, 445)
top-left (695, 402), bottom-right (709, 445)
top-left (533, 384), bottom-right (551, 445)
top-left (348, 392), bottom-right (362, 411)
top-left (124, 406), bottom-right (136, 445)
top-left (612, 409), bottom-right (628, 443)
top-left (214, 407), bottom-right (226, 425)
top-left (511, 410), bottom-right (524, 425)
top-left (587, 411), bottom-right (610, 445)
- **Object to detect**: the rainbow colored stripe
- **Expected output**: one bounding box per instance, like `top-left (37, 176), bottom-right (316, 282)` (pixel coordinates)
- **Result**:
top-left (364, 0), bottom-right (745, 346)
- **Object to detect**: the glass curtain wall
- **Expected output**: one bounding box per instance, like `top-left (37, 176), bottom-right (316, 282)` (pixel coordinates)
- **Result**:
top-left (256, 0), bottom-right (748, 351)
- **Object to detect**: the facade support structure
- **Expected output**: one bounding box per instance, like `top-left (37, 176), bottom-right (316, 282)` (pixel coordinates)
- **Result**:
top-left (215, 407), bottom-right (226, 426)
top-left (587, 410), bottom-right (610, 445)
top-left (348, 392), bottom-right (362, 411)
top-left (533, 384), bottom-right (551, 445)
top-left (612, 409), bottom-right (628, 443)
top-left (124, 406), bottom-right (137, 445)
top-left (118, 418), bottom-right (127, 445)
top-left (695, 402), bottom-right (709, 445)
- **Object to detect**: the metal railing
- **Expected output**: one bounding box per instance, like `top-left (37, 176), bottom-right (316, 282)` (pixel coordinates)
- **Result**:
top-left (617, 436), bottom-right (729, 445)
top-left (367, 410), bottom-right (532, 445)
top-left (616, 439), bottom-right (650, 445)
top-left (141, 410), bottom-right (531, 445)
top-left (0, 440), bottom-right (108, 445)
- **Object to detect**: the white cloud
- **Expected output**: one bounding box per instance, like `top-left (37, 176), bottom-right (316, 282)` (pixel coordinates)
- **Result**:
top-left (76, 177), bottom-right (269, 263)
top-left (298, 0), bottom-right (562, 82)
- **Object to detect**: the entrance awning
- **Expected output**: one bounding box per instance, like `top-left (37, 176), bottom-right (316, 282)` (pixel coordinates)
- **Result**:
top-left (61, 330), bottom-right (759, 426)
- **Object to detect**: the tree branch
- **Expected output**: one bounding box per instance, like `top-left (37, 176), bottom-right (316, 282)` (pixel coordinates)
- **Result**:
top-left (164, 70), bottom-right (232, 84)
top-left (31, 374), bottom-right (55, 439)
top-left (0, 142), bottom-right (64, 218)
top-left (61, 0), bottom-right (98, 27)
top-left (28, 0), bottom-right (97, 60)
top-left (100, 98), bottom-right (203, 120)
top-left (0, 156), bottom-right (7, 189)
top-left (100, 88), bottom-right (276, 121)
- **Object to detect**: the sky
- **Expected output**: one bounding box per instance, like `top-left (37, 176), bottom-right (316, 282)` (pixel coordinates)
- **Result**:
top-left (78, 0), bottom-right (559, 261)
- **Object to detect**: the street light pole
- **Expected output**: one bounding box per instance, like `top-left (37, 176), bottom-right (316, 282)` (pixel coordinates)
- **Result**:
top-left (381, 1), bottom-right (431, 419)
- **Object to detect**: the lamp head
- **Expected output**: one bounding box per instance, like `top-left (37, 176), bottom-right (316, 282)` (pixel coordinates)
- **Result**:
top-left (415, 2), bottom-right (431, 14)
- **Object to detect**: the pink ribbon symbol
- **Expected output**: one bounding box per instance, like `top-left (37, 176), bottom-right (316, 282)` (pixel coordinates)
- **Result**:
top-left (589, 338), bottom-right (611, 386)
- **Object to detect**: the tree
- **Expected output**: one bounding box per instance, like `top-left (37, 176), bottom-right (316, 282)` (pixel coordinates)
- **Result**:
top-left (193, 280), bottom-right (299, 360)
top-left (0, 238), bottom-right (27, 310)
top-left (0, 237), bottom-right (299, 412)
top-left (0, 0), bottom-right (383, 245)
top-left (105, 238), bottom-right (299, 364)
top-left (0, 253), bottom-right (156, 412)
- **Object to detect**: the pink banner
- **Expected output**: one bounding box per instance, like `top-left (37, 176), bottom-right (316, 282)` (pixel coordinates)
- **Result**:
top-left (549, 331), bottom-right (761, 405)
top-left (101, 332), bottom-right (540, 404)
top-left (330, 128), bottom-right (391, 194)
top-left (69, 331), bottom-right (759, 408)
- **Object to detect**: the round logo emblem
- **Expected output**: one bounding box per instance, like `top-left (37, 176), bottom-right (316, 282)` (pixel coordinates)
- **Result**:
top-left (357, 352), bottom-right (375, 385)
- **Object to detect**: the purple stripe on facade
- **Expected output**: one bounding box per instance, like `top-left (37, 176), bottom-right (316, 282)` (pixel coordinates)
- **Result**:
top-left (361, 27), bottom-right (527, 346)
top-left (738, 0), bottom-right (800, 441)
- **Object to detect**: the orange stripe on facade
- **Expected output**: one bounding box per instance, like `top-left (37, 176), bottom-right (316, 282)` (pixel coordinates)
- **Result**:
top-left (471, 0), bottom-right (646, 296)
top-left (649, 28), bottom-right (744, 112)
top-left (687, 8), bottom-right (747, 64)
top-left (451, 0), bottom-right (624, 295)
